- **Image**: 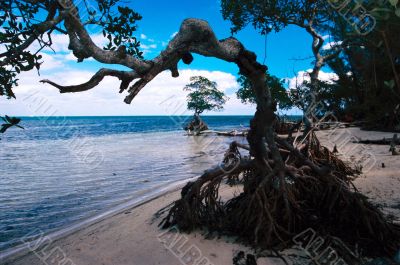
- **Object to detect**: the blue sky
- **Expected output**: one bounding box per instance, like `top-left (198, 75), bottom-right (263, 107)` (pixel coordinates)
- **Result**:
top-left (128, 0), bottom-right (317, 78)
top-left (0, 0), bottom-right (337, 116)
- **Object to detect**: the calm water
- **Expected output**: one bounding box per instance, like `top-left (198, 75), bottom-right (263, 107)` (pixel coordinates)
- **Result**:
top-left (0, 116), bottom-right (258, 252)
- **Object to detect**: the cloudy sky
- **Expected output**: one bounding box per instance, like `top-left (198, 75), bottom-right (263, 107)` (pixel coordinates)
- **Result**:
top-left (0, 0), bottom-right (338, 116)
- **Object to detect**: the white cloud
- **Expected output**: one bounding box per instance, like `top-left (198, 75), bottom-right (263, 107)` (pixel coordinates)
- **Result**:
top-left (140, 33), bottom-right (147, 40)
top-left (0, 67), bottom-right (256, 116)
top-left (38, 53), bottom-right (66, 70)
top-left (322, 41), bottom-right (343, 50)
top-left (141, 44), bottom-right (157, 50)
top-left (286, 69), bottom-right (338, 89)
top-left (27, 33), bottom-right (107, 55)
top-left (0, 32), bottom-right (258, 116)
top-left (171, 32), bottom-right (178, 38)
top-left (140, 43), bottom-right (158, 56)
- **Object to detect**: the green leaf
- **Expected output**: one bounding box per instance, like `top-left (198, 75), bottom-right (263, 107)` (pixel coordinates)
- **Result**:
top-left (384, 80), bottom-right (395, 89)
top-left (4, 115), bottom-right (12, 123)
top-left (9, 117), bottom-right (21, 125)
top-left (396, 7), bottom-right (400, 17)
top-left (389, 0), bottom-right (398, 7)
top-left (0, 124), bottom-right (12, 133)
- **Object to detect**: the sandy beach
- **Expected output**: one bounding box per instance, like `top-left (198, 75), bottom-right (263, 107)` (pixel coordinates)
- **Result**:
top-left (3, 127), bottom-right (400, 265)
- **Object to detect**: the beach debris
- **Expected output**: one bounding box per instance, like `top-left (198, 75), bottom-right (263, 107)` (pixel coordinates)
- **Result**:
top-left (216, 130), bottom-right (248, 137)
top-left (333, 144), bottom-right (338, 153)
top-left (382, 163), bottom-right (386, 168)
top-left (233, 251), bottom-right (257, 265)
top-left (354, 134), bottom-right (400, 145)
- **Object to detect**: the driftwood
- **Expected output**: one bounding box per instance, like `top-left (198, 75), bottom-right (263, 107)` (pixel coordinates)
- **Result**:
top-left (355, 134), bottom-right (400, 155)
top-left (355, 134), bottom-right (399, 145)
top-left (216, 130), bottom-right (248, 137)
top-left (277, 121), bottom-right (350, 136)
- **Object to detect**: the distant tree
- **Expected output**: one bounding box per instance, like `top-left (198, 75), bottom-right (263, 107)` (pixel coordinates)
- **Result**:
top-left (236, 72), bottom-right (292, 110)
top-left (184, 76), bottom-right (228, 115)
top-left (183, 76), bottom-right (227, 134)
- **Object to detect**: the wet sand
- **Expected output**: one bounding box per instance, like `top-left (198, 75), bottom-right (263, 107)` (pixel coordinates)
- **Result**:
top-left (3, 127), bottom-right (400, 265)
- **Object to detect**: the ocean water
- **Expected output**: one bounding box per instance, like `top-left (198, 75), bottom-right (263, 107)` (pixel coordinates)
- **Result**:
top-left (0, 116), bottom-right (259, 252)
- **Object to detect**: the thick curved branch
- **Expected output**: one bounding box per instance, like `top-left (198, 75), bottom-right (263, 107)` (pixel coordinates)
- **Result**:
top-left (40, 68), bottom-right (138, 93)
top-left (0, 12), bottom-right (66, 60)
top-left (60, 0), bottom-right (151, 71)
top-left (41, 16), bottom-right (284, 169)
top-left (305, 24), bottom-right (324, 59)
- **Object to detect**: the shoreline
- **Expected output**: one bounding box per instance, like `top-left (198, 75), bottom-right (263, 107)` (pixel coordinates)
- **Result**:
top-left (2, 127), bottom-right (400, 265)
top-left (0, 176), bottom-right (198, 263)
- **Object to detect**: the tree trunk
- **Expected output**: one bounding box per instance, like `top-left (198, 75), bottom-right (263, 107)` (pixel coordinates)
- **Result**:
top-left (184, 113), bottom-right (208, 135)
top-left (40, 13), bottom-right (400, 259)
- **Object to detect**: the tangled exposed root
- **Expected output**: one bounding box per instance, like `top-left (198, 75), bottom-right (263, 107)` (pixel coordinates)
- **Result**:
top-left (184, 114), bottom-right (208, 135)
top-left (160, 132), bottom-right (400, 261)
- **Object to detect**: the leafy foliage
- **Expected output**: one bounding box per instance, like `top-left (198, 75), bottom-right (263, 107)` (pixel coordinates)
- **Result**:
top-left (221, 0), bottom-right (331, 34)
top-left (90, 1), bottom-right (143, 56)
top-left (184, 76), bottom-right (228, 114)
top-left (0, 115), bottom-right (23, 137)
top-left (222, 0), bottom-right (400, 130)
top-left (0, 0), bottom-right (143, 98)
top-left (236, 71), bottom-right (293, 110)
top-left (324, 0), bottom-right (400, 129)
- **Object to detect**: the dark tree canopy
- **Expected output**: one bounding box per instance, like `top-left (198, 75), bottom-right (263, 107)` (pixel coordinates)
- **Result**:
top-left (221, 0), bottom-right (330, 34)
top-left (221, 0), bottom-right (400, 130)
top-left (320, 0), bottom-right (400, 128)
top-left (236, 71), bottom-right (293, 110)
top-left (184, 76), bottom-right (228, 115)
top-left (220, 0), bottom-right (347, 131)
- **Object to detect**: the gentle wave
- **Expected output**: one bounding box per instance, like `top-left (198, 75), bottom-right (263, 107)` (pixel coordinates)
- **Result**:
top-left (0, 116), bottom-right (259, 251)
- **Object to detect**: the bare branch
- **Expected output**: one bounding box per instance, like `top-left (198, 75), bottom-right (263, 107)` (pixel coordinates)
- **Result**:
top-left (40, 68), bottom-right (138, 93)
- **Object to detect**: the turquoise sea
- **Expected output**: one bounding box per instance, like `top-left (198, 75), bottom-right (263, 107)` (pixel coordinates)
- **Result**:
top-left (0, 115), bottom-right (301, 252)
